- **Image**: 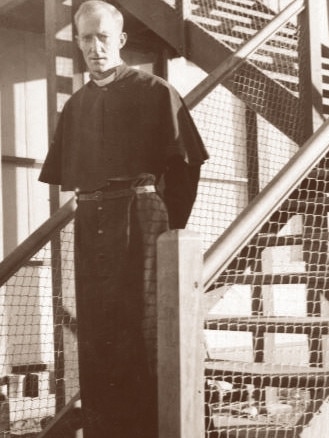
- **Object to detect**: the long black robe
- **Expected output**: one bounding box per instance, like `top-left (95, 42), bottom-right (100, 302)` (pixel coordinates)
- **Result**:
top-left (39, 64), bottom-right (208, 437)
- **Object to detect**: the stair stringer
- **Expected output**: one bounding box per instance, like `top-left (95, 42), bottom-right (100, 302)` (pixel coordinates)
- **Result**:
top-left (116, 0), bottom-right (303, 145)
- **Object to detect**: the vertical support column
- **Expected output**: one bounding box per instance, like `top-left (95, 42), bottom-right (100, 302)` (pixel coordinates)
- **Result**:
top-left (153, 47), bottom-right (169, 80)
top-left (298, 0), bottom-right (326, 139)
top-left (157, 230), bottom-right (204, 438)
top-left (44, 0), bottom-right (81, 417)
top-left (245, 107), bottom-right (265, 364)
top-left (0, 91), bottom-right (3, 262)
top-left (0, 94), bottom-right (8, 437)
top-left (298, 0), bottom-right (328, 367)
top-left (175, 0), bottom-right (191, 56)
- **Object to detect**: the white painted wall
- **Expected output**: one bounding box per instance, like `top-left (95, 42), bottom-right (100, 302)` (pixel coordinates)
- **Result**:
top-left (0, 27), bottom-right (49, 256)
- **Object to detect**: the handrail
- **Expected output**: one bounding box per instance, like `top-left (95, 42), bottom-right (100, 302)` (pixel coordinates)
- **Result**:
top-left (203, 118), bottom-right (329, 291)
top-left (185, 0), bottom-right (305, 109)
top-left (0, 197), bottom-right (76, 287)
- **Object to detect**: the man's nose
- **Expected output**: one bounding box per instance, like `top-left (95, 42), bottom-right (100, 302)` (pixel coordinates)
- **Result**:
top-left (90, 35), bottom-right (103, 50)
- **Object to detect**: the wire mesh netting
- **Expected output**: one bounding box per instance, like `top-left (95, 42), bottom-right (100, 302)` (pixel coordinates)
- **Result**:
top-left (203, 154), bottom-right (329, 436)
top-left (173, 0), bottom-right (329, 437)
top-left (1, 0), bottom-right (329, 437)
top-left (0, 222), bottom-right (78, 437)
top-left (187, 0), bottom-right (302, 248)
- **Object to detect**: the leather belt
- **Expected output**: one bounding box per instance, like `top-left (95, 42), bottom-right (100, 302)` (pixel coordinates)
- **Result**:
top-left (77, 185), bottom-right (156, 201)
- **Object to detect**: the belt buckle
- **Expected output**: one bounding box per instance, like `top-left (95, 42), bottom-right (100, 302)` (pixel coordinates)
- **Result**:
top-left (94, 190), bottom-right (103, 201)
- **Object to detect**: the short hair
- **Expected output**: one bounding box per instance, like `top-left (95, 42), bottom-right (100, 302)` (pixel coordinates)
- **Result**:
top-left (74, 1), bottom-right (124, 31)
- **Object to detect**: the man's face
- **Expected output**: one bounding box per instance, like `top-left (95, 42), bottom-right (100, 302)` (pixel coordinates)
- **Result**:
top-left (76, 11), bottom-right (126, 78)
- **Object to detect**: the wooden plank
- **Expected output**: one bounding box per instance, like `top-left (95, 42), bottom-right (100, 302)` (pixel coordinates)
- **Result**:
top-left (157, 230), bottom-right (204, 438)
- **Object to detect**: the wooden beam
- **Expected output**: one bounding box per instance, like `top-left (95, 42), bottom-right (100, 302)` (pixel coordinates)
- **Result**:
top-left (297, 0), bottom-right (328, 368)
top-left (44, 0), bottom-right (77, 419)
top-left (175, 0), bottom-right (191, 56)
top-left (2, 155), bottom-right (43, 168)
top-left (245, 107), bottom-right (260, 201)
top-left (0, 0), bottom-right (28, 14)
top-left (157, 230), bottom-right (204, 438)
top-left (116, 0), bottom-right (183, 54)
top-left (298, 0), bottom-right (327, 140)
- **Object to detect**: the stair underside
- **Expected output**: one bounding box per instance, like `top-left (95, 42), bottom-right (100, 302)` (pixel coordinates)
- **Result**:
top-left (117, 0), bottom-right (303, 144)
top-left (191, 0), bottom-right (299, 93)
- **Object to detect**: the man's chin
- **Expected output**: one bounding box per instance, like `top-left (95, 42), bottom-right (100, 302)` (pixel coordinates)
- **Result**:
top-left (88, 59), bottom-right (107, 71)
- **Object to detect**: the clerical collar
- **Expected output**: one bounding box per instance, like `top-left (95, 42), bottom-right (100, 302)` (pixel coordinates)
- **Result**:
top-left (91, 62), bottom-right (122, 87)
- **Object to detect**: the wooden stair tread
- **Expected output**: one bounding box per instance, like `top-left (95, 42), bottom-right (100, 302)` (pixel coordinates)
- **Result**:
top-left (205, 315), bottom-right (329, 333)
top-left (205, 360), bottom-right (329, 387)
top-left (215, 271), bottom-right (329, 285)
top-left (205, 359), bottom-right (329, 375)
top-left (250, 231), bottom-right (329, 247)
top-left (280, 196), bottom-right (329, 212)
top-left (207, 423), bottom-right (296, 438)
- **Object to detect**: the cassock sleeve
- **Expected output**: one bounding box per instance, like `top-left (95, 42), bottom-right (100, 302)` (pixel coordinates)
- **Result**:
top-left (162, 155), bottom-right (201, 229)
top-left (161, 85), bottom-right (209, 166)
top-left (38, 110), bottom-right (64, 186)
top-left (160, 85), bottom-right (208, 229)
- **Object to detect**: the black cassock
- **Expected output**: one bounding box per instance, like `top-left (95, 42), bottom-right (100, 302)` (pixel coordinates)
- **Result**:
top-left (39, 63), bottom-right (208, 438)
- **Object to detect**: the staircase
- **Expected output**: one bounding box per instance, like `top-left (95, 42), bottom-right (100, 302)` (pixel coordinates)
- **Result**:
top-left (203, 157), bottom-right (329, 436)
top-left (117, 0), bottom-right (305, 144)
top-left (190, 0), bottom-right (299, 95)
top-left (113, 1), bottom-right (329, 436)
top-left (1, 0), bottom-right (327, 436)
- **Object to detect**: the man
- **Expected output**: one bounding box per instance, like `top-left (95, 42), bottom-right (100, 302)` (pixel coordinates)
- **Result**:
top-left (39, 1), bottom-right (208, 437)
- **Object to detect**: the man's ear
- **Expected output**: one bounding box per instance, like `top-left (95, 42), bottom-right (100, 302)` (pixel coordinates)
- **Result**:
top-left (120, 32), bottom-right (127, 48)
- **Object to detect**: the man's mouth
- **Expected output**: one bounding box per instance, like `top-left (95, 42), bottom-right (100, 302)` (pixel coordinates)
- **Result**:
top-left (90, 57), bottom-right (106, 62)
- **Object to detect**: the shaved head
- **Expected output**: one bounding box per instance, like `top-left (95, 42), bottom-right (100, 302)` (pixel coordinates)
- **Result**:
top-left (74, 1), bottom-right (124, 32)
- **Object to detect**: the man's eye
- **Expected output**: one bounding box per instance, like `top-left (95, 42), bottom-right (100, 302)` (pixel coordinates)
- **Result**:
top-left (97, 34), bottom-right (110, 43)
top-left (81, 35), bottom-right (93, 43)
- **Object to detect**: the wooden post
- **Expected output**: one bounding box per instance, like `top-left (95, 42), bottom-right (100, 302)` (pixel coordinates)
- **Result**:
top-left (298, 0), bottom-right (328, 367)
top-left (44, 0), bottom-right (81, 418)
top-left (298, 0), bottom-right (326, 139)
top-left (176, 0), bottom-right (191, 56)
top-left (157, 230), bottom-right (204, 438)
